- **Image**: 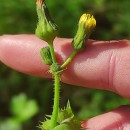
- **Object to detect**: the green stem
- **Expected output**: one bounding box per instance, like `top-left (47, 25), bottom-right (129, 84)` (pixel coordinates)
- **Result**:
top-left (51, 74), bottom-right (60, 129)
top-left (48, 42), bottom-right (60, 129)
top-left (49, 43), bottom-right (57, 63)
top-left (61, 50), bottom-right (78, 69)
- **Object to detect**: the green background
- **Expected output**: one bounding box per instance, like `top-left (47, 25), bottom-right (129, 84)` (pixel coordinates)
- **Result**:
top-left (0, 0), bottom-right (130, 130)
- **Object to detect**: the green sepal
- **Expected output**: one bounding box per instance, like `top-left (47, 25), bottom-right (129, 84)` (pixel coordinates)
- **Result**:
top-left (40, 47), bottom-right (53, 65)
top-left (35, 0), bottom-right (58, 43)
top-left (72, 26), bottom-right (88, 51)
top-left (49, 63), bottom-right (62, 75)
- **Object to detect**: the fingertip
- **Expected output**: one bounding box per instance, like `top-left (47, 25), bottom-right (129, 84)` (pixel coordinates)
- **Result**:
top-left (82, 105), bottom-right (130, 130)
top-left (0, 34), bottom-right (50, 77)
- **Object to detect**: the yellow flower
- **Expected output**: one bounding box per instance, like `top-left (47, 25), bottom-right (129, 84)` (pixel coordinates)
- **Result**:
top-left (72, 13), bottom-right (96, 50)
top-left (79, 13), bottom-right (96, 30)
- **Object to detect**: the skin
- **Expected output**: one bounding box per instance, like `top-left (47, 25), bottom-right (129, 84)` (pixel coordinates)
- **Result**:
top-left (0, 34), bottom-right (130, 130)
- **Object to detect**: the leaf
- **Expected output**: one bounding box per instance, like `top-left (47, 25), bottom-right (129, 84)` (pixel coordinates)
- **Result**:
top-left (57, 101), bottom-right (73, 123)
top-left (57, 101), bottom-right (82, 130)
top-left (10, 94), bottom-right (39, 122)
top-left (0, 119), bottom-right (21, 130)
top-left (40, 119), bottom-right (52, 130)
top-left (40, 101), bottom-right (82, 130)
top-left (52, 124), bottom-right (70, 130)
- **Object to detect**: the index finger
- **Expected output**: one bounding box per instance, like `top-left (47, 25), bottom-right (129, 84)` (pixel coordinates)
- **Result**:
top-left (0, 35), bottom-right (130, 99)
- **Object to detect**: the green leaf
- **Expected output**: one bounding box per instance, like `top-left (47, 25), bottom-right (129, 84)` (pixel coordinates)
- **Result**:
top-left (10, 94), bottom-right (27, 116)
top-left (57, 101), bottom-right (73, 123)
top-left (40, 101), bottom-right (82, 130)
top-left (57, 101), bottom-right (82, 130)
top-left (52, 124), bottom-right (70, 130)
top-left (10, 94), bottom-right (39, 122)
top-left (41, 119), bottom-right (52, 130)
top-left (0, 119), bottom-right (21, 130)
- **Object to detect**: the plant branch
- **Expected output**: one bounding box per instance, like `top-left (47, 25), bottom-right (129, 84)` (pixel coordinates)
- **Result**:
top-left (61, 50), bottom-right (78, 69)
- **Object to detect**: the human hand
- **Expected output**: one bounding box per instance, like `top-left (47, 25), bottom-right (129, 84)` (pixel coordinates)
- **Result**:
top-left (0, 35), bottom-right (130, 130)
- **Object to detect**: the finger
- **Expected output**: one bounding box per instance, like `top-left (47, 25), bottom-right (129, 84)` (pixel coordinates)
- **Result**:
top-left (0, 35), bottom-right (130, 99)
top-left (0, 34), bottom-right (51, 77)
top-left (81, 105), bottom-right (130, 130)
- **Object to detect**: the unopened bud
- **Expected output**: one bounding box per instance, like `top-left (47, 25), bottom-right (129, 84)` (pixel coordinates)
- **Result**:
top-left (40, 46), bottom-right (53, 65)
top-left (72, 13), bottom-right (96, 50)
top-left (35, 0), bottom-right (58, 43)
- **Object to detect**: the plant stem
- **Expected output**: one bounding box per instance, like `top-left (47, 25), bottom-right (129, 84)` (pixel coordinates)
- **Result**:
top-left (51, 74), bottom-right (60, 129)
top-left (61, 50), bottom-right (78, 69)
top-left (48, 42), bottom-right (60, 129)
top-left (49, 43), bottom-right (56, 63)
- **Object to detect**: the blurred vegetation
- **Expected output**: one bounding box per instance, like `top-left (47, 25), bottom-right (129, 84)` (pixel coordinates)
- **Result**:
top-left (0, 0), bottom-right (130, 130)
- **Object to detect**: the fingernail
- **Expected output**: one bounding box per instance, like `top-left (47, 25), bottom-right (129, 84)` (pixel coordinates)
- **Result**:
top-left (81, 120), bottom-right (87, 128)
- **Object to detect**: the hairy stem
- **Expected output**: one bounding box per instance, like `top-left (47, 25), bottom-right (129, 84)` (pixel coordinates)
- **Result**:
top-left (48, 42), bottom-right (60, 129)
top-left (61, 50), bottom-right (78, 69)
top-left (49, 43), bottom-right (56, 63)
top-left (51, 74), bottom-right (60, 128)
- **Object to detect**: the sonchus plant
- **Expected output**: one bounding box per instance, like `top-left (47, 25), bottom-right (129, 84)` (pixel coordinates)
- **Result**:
top-left (35, 0), bottom-right (96, 130)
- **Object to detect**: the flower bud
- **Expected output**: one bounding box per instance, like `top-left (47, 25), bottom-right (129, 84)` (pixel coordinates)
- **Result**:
top-left (72, 13), bottom-right (96, 50)
top-left (40, 46), bottom-right (53, 65)
top-left (35, 0), bottom-right (58, 43)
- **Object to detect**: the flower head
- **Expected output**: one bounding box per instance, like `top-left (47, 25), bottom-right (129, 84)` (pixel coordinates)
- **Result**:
top-left (79, 13), bottom-right (96, 30)
top-left (72, 13), bottom-right (96, 50)
top-left (35, 0), bottom-right (58, 44)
